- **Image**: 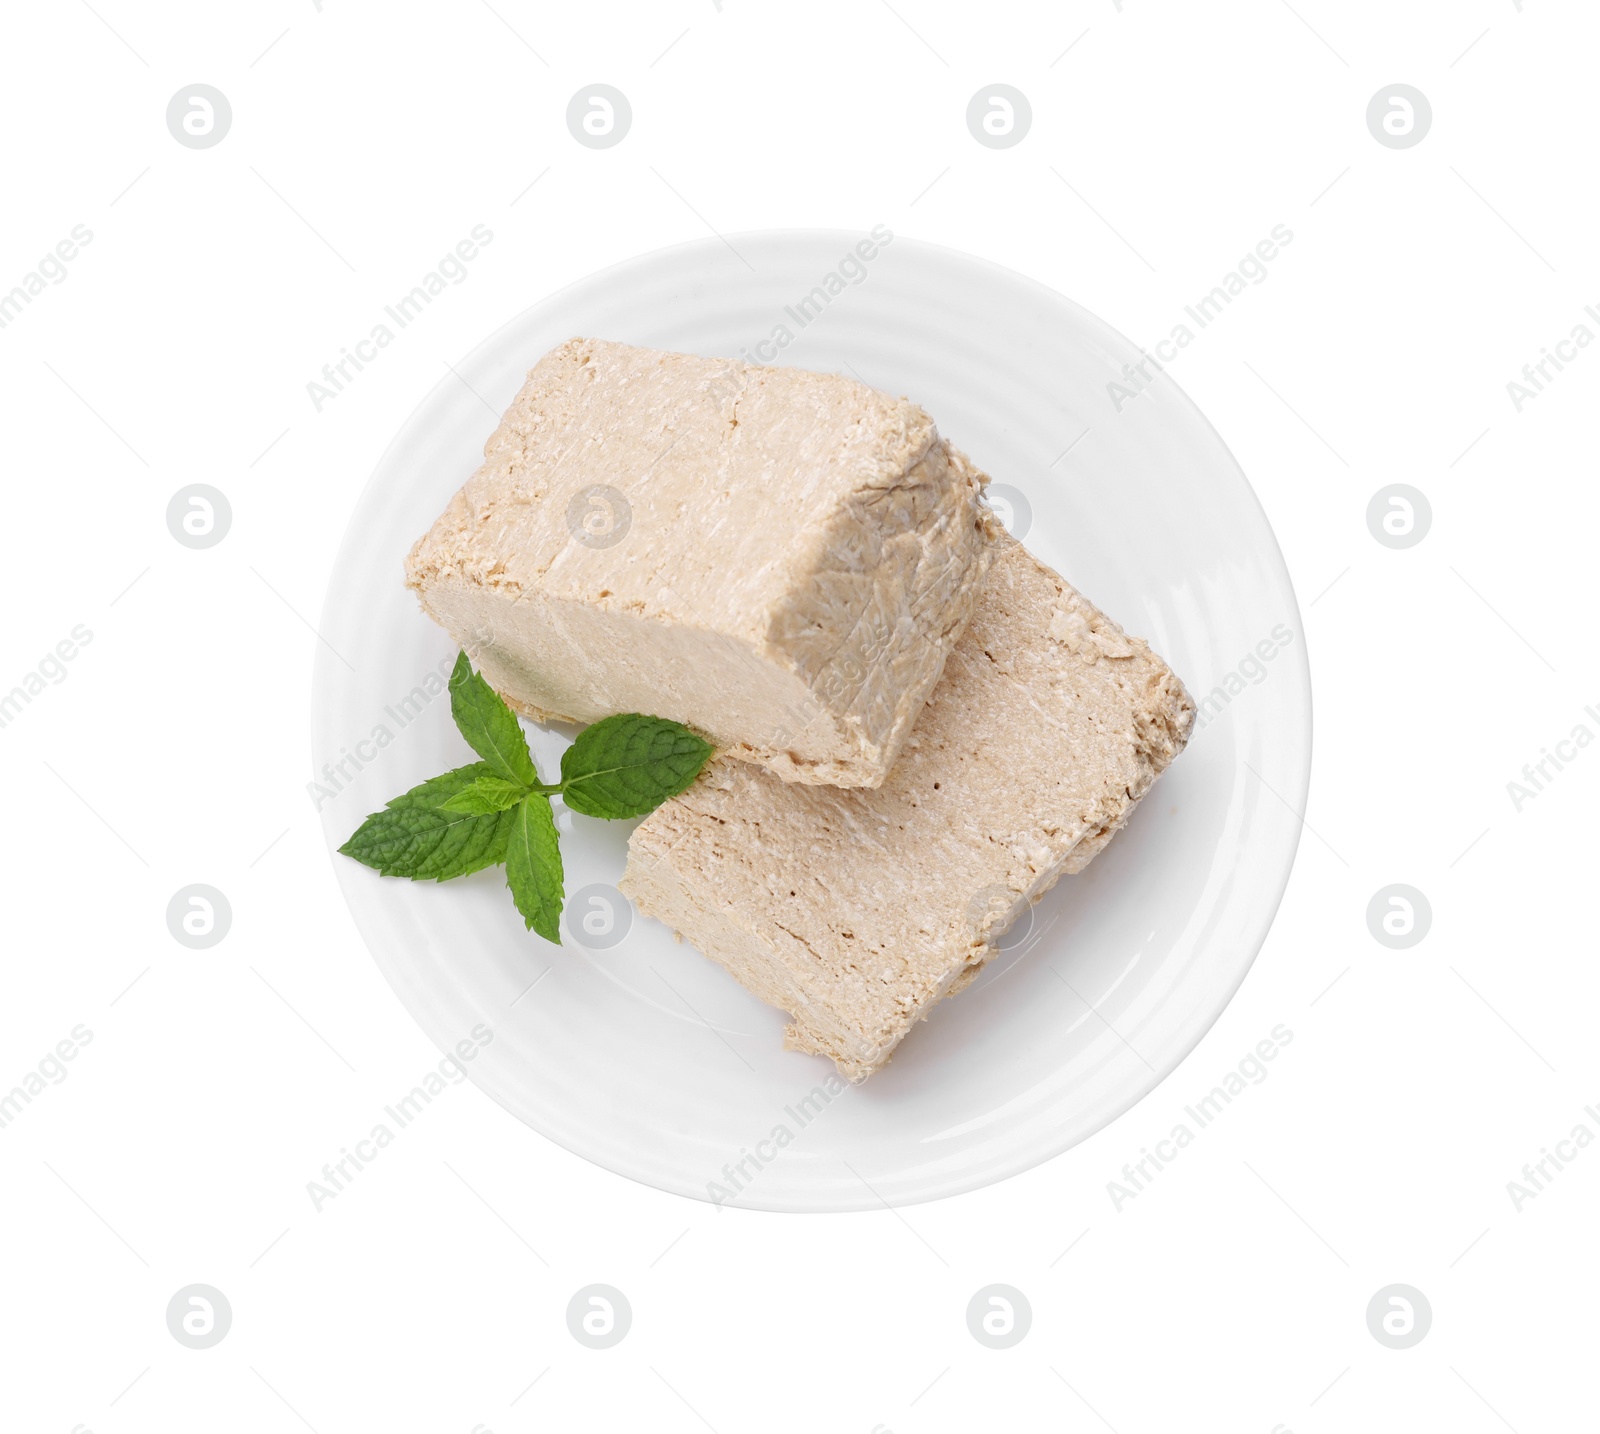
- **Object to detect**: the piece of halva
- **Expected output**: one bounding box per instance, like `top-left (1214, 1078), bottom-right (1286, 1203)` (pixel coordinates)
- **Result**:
top-left (405, 337), bottom-right (994, 788)
top-left (620, 534), bottom-right (1195, 1081)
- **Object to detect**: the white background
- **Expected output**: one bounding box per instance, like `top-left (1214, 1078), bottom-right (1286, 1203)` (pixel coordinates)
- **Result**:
top-left (2, 1), bottom-right (1595, 1430)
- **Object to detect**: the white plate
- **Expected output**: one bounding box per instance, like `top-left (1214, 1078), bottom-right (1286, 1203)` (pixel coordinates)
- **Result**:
top-left (313, 231), bottom-right (1311, 1212)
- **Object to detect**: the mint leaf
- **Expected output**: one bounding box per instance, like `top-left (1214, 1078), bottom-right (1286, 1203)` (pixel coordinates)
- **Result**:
top-left (505, 796), bottom-right (563, 943)
top-left (387, 762), bottom-right (500, 810)
top-left (340, 798), bottom-right (514, 881)
top-left (559, 712), bottom-right (713, 819)
top-left (438, 774), bottom-right (531, 815)
top-left (341, 764), bottom-right (515, 878)
top-left (340, 651), bottom-right (713, 938)
top-left (448, 650), bottom-right (537, 786)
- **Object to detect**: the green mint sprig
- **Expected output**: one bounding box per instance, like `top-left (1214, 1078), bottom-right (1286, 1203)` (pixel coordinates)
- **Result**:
top-left (338, 651), bottom-right (713, 943)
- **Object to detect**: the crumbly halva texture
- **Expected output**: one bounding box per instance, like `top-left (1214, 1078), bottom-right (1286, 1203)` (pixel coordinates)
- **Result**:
top-left (620, 534), bottom-right (1194, 1081)
top-left (405, 337), bottom-right (994, 788)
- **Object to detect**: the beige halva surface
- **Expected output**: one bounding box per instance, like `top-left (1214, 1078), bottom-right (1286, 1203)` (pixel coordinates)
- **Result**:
top-left (621, 533), bottom-right (1195, 1081)
top-left (406, 337), bottom-right (993, 788)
